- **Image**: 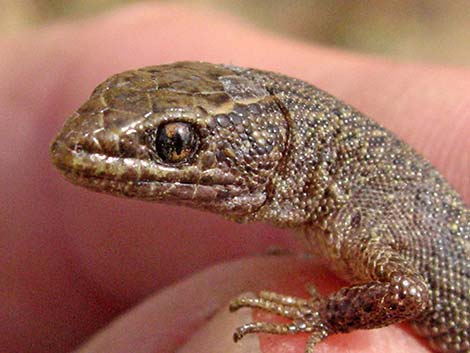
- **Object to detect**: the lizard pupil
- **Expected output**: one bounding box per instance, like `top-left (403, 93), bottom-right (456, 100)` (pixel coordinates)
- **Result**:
top-left (174, 133), bottom-right (183, 155)
top-left (154, 122), bottom-right (198, 164)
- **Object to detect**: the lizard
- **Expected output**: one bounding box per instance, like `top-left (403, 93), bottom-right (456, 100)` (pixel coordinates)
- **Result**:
top-left (49, 61), bottom-right (469, 353)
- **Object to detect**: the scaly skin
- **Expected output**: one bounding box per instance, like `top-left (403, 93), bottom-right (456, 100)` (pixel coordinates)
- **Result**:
top-left (50, 62), bottom-right (470, 353)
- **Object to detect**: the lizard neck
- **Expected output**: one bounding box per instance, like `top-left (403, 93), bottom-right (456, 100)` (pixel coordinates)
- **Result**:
top-left (247, 70), bottom-right (391, 228)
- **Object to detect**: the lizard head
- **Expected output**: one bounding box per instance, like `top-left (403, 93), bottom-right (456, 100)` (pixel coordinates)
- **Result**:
top-left (50, 62), bottom-right (288, 221)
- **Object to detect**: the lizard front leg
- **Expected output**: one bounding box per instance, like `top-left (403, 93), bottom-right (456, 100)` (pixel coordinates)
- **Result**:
top-left (230, 228), bottom-right (430, 352)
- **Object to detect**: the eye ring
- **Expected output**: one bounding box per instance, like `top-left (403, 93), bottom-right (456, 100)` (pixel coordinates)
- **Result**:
top-left (151, 122), bottom-right (199, 164)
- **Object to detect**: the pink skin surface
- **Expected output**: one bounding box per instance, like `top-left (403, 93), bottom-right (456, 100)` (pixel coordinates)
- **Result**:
top-left (0, 3), bottom-right (468, 353)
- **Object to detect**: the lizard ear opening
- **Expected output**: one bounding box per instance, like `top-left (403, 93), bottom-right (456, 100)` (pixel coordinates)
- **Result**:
top-left (148, 122), bottom-right (200, 164)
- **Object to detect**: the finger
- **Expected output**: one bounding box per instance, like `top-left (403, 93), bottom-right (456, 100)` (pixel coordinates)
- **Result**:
top-left (74, 256), bottom-right (430, 353)
top-left (0, 3), bottom-right (468, 353)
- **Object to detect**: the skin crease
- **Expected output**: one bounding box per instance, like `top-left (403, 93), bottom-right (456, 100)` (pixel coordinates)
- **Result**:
top-left (0, 3), bottom-right (469, 353)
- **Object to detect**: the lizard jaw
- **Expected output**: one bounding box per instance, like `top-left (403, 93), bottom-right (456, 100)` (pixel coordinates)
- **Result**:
top-left (50, 138), bottom-right (266, 215)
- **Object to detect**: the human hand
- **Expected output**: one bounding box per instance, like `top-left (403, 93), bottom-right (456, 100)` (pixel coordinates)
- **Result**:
top-left (1, 3), bottom-right (468, 353)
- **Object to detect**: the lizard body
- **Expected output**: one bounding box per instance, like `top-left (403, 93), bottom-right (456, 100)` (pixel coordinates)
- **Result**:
top-left (50, 62), bottom-right (470, 352)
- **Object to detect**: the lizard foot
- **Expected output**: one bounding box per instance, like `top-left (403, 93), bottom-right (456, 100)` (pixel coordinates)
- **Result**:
top-left (229, 289), bottom-right (330, 352)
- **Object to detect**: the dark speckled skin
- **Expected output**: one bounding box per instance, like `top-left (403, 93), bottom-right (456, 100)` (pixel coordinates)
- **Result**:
top-left (50, 62), bottom-right (469, 353)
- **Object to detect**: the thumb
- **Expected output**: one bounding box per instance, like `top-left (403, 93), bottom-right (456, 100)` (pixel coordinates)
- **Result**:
top-left (74, 256), bottom-right (429, 353)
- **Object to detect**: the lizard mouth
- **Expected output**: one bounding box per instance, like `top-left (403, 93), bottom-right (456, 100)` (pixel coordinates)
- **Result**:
top-left (49, 138), bottom-right (245, 205)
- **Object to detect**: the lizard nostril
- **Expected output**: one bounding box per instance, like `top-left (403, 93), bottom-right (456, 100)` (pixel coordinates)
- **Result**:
top-left (75, 144), bottom-right (84, 153)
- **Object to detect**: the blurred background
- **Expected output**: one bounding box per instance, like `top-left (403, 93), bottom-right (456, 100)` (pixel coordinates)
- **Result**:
top-left (1, 0), bottom-right (469, 65)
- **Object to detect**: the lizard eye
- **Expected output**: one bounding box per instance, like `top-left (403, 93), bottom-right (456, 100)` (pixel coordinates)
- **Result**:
top-left (154, 122), bottom-right (199, 164)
